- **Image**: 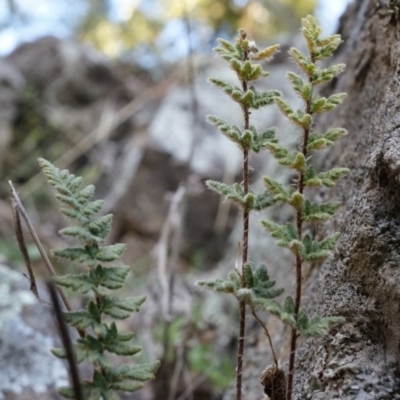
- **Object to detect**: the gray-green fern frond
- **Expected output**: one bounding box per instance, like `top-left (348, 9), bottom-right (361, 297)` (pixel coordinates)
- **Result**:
top-left (39, 158), bottom-right (160, 400)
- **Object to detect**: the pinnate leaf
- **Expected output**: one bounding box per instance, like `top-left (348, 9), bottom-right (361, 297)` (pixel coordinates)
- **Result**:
top-left (297, 311), bottom-right (345, 337)
top-left (305, 167), bottom-right (350, 187)
top-left (54, 273), bottom-right (93, 293)
top-left (301, 233), bottom-right (340, 261)
top-left (250, 264), bottom-right (284, 300)
top-left (101, 296), bottom-right (146, 319)
top-left (262, 220), bottom-right (302, 253)
top-left (111, 381), bottom-right (144, 392)
top-left (302, 200), bottom-right (341, 222)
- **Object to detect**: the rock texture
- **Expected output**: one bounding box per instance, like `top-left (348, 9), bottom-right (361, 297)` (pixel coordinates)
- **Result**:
top-left (292, 1), bottom-right (400, 399)
top-left (220, 2), bottom-right (400, 400)
top-left (0, 264), bottom-right (68, 399)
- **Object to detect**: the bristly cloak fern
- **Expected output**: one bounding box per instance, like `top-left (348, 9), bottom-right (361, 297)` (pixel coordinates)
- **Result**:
top-left (197, 15), bottom-right (349, 400)
top-left (196, 28), bottom-right (284, 400)
top-left (39, 158), bottom-right (160, 400)
top-left (261, 15), bottom-right (349, 399)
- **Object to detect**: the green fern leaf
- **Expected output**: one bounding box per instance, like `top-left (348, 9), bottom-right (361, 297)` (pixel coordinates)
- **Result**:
top-left (111, 381), bottom-right (144, 392)
top-left (243, 264), bottom-right (254, 288)
top-left (101, 296), bottom-right (146, 319)
top-left (97, 265), bottom-right (131, 289)
top-left (101, 390), bottom-right (120, 400)
top-left (105, 341), bottom-right (142, 356)
top-left (57, 387), bottom-right (76, 399)
top-left (117, 361), bottom-right (161, 381)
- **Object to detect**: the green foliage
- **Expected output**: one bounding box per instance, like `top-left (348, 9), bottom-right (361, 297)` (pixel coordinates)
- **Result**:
top-left (253, 298), bottom-right (344, 336)
top-left (209, 78), bottom-right (280, 110)
top-left (251, 296), bottom-right (296, 328)
top-left (265, 142), bottom-right (307, 173)
top-left (206, 180), bottom-right (276, 211)
top-left (304, 167), bottom-right (350, 188)
top-left (274, 97), bottom-right (312, 128)
top-left (204, 29), bottom-right (279, 217)
top-left (260, 14), bottom-right (348, 345)
top-left (198, 263), bottom-right (284, 305)
top-left (55, 265), bottom-right (131, 293)
top-left (198, 15), bottom-right (348, 400)
top-left (207, 115), bottom-right (277, 152)
top-left (307, 128), bottom-right (347, 152)
top-left (310, 93), bottom-right (347, 113)
top-left (198, 33), bottom-right (287, 372)
top-left (297, 310), bottom-right (345, 337)
top-left (261, 220), bottom-right (301, 252)
top-left (57, 361), bottom-right (159, 400)
top-left (39, 158), bottom-right (159, 399)
top-left (151, 303), bottom-right (235, 392)
top-left (302, 200), bottom-right (342, 222)
top-left (261, 221), bottom-right (340, 261)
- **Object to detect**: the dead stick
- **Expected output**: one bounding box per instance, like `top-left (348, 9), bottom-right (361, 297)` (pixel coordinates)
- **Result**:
top-left (47, 280), bottom-right (84, 400)
top-left (10, 198), bottom-right (40, 301)
top-left (9, 180), bottom-right (85, 338)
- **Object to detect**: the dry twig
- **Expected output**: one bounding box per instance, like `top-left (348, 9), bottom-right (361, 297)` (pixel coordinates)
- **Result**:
top-left (47, 280), bottom-right (84, 400)
top-left (9, 180), bottom-right (85, 338)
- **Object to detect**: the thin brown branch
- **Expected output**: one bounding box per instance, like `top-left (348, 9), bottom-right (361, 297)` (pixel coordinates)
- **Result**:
top-left (9, 181), bottom-right (85, 338)
top-left (10, 198), bottom-right (40, 302)
top-left (286, 97), bottom-right (312, 400)
top-left (47, 280), bottom-right (83, 400)
top-left (236, 298), bottom-right (246, 400)
top-left (287, 326), bottom-right (297, 400)
top-left (250, 307), bottom-right (278, 367)
top-left (234, 36), bottom-right (251, 400)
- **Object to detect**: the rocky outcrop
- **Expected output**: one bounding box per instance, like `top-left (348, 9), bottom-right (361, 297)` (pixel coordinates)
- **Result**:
top-left (293, 1), bottom-right (400, 399)
top-left (0, 263), bottom-right (67, 399)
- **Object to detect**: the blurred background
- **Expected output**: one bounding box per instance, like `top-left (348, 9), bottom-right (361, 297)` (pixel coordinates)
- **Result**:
top-left (0, 0), bottom-right (350, 59)
top-left (0, 1), bottom-right (351, 399)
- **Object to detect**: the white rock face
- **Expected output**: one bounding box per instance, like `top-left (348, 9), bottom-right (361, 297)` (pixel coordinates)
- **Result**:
top-left (0, 317), bottom-right (68, 398)
top-left (0, 264), bottom-right (36, 330)
top-left (148, 80), bottom-right (243, 177)
top-left (148, 55), bottom-right (301, 180)
top-left (0, 264), bottom-right (68, 398)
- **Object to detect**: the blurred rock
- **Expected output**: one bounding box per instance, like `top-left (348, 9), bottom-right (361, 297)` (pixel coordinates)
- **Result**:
top-left (0, 59), bottom-right (25, 169)
top-left (7, 36), bottom-right (133, 135)
top-left (0, 264), bottom-right (68, 399)
top-left (0, 31), bottom-right (303, 400)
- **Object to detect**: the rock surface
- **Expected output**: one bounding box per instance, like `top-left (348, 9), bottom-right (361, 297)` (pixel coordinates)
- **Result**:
top-left (292, 1), bottom-right (400, 399)
top-left (0, 264), bottom-right (68, 399)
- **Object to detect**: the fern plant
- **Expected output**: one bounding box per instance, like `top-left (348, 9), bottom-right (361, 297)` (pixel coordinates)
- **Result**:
top-left (38, 158), bottom-right (160, 400)
top-left (261, 15), bottom-right (349, 398)
top-left (197, 29), bottom-right (284, 400)
top-left (198, 15), bottom-right (349, 400)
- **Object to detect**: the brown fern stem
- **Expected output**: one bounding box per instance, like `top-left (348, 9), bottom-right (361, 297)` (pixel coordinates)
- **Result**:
top-left (236, 298), bottom-right (246, 400)
top-left (286, 98), bottom-right (311, 399)
top-left (236, 43), bottom-right (250, 397)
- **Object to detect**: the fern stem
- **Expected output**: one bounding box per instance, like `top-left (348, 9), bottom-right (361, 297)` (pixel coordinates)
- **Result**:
top-left (200, 30), bottom-right (286, 400)
top-left (287, 97), bottom-right (312, 400)
top-left (235, 48), bottom-right (250, 400)
top-left (47, 280), bottom-right (84, 400)
top-left (251, 307), bottom-right (278, 367)
top-left (236, 299), bottom-right (246, 400)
